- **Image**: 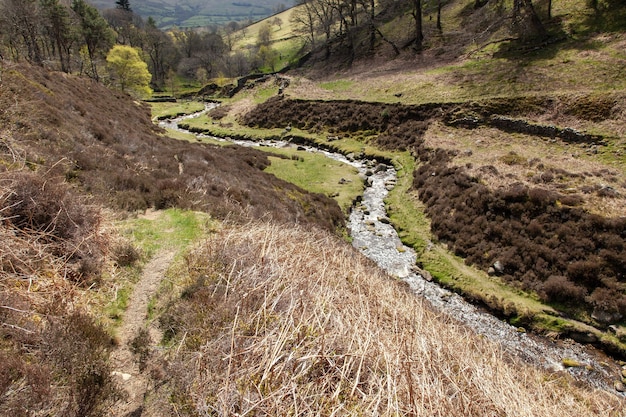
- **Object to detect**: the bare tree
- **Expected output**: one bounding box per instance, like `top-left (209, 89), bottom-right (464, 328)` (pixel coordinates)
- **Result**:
top-left (1, 0), bottom-right (44, 64)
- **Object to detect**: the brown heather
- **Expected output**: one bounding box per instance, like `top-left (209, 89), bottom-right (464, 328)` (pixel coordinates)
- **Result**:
top-left (0, 61), bottom-right (343, 415)
top-left (245, 96), bottom-right (626, 338)
top-left (159, 222), bottom-right (623, 416)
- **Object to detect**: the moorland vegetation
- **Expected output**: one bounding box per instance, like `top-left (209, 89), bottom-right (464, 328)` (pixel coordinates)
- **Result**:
top-left (1, 0), bottom-right (626, 415)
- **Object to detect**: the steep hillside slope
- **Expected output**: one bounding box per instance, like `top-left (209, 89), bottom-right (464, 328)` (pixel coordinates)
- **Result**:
top-left (0, 61), bottom-right (343, 232)
top-left (0, 61), bottom-right (342, 416)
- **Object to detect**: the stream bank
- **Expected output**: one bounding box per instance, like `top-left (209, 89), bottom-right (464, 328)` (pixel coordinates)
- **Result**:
top-left (161, 106), bottom-right (625, 395)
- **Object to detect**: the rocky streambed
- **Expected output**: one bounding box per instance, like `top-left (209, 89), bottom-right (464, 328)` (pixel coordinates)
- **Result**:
top-left (161, 105), bottom-right (625, 395)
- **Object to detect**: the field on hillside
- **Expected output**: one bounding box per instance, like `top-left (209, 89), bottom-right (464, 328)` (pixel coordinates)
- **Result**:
top-left (90, 0), bottom-right (288, 28)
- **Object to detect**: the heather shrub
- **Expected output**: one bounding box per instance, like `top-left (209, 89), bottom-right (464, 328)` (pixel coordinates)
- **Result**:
top-left (111, 240), bottom-right (141, 267)
top-left (412, 142), bottom-right (626, 321)
top-left (3, 171), bottom-right (105, 284)
top-left (542, 275), bottom-right (587, 304)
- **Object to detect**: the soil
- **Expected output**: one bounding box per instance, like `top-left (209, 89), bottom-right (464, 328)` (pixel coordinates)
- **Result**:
top-left (109, 249), bottom-right (176, 417)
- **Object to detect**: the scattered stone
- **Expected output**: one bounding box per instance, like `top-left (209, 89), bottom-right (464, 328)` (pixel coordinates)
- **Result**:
top-left (112, 371), bottom-right (132, 381)
top-left (415, 267), bottom-right (433, 281)
top-left (592, 308), bottom-right (623, 325)
top-left (516, 327), bottom-right (526, 333)
top-left (493, 260), bottom-right (504, 274)
top-left (487, 267), bottom-right (496, 276)
top-left (375, 164), bottom-right (387, 173)
top-left (297, 146), bottom-right (306, 151)
top-left (614, 381), bottom-right (625, 393)
top-left (327, 135), bottom-right (339, 141)
top-left (378, 216), bottom-right (391, 224)
top-left (365, 169), bottom-right (373, 177)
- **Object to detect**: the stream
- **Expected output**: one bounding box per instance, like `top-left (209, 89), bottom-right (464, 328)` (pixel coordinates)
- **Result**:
top-left (160, 105), bottom-right (623, 395)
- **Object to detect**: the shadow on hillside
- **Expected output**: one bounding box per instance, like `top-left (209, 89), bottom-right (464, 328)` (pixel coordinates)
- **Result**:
top-left (492, 0), bottom-right (626, 62)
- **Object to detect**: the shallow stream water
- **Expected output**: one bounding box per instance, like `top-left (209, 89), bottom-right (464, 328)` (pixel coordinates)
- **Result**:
top-left (161, 105), bottom-right (623, 394)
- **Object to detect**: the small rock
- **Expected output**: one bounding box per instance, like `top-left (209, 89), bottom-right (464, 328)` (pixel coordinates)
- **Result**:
top-left (112, 371), bottom-right (132, 381)
top-left (614, 381), bottom-right (625, 393)
top-left (493, 260), bottom-right (504, 274)
top-left (420, 269), bottom-right (433, 281)
top-left (378, 216), bottom-right (391, 224)
top-left (487, 267), bottom-right (496, 276)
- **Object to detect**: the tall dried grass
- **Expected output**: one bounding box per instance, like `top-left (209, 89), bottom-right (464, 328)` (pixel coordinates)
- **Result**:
top-left (162, 222), bottom-right (623, 416)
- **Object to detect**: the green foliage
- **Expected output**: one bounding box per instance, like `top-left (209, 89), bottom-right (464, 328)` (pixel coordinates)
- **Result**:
top-left (106, 45), bottom-right (153, 98)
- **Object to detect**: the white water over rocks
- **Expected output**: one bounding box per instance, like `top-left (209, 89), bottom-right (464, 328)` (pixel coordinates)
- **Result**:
top-left (161, 105), bottom-right (623, 394)
top-left (349, 165), bottom-right (618, 393)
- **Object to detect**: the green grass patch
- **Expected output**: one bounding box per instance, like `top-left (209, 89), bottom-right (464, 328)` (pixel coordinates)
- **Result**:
top-left (122, 208), bottom-right (214, 257)
top-left (104, 282), bottom-right (133, 326)
top-left (320, 80), bottom-right (354, 92)
top-left (385, 152), bottom-right (431, 253)
top-left (102, 209), bottom-right (218, 333)
top-left (149, 101), bottom-right (206, 120)
top-left (264, 148), bottom-right (363, 212)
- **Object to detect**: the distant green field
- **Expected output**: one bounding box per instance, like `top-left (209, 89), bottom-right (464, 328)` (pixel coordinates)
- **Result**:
top-left (90, 0), bottom-right (289, 29)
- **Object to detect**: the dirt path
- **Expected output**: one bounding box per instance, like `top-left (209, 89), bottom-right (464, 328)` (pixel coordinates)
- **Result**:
top-left (109, 249), bottom-right (176, 417)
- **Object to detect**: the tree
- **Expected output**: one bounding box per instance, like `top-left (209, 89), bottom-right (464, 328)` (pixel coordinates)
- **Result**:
top-left (0, 0), bottom-right (44, 64)
top-left (106, 44), bottom-right (152, 97)
top-left (72, 0), bottom-right (115, 80)
top-left (144, 16), bottom-right (178, 88)
top-left (272, 17), bottom-right (283, 29)
top-left (411, 0), bottom-right (423, 52)
top-left (40, 0), bottom-right (75, 72)
top-left (257, 22), bottom-right (272, 47)
top-left (512, 0), bottom-right (546, 40)
top-left (115, 0), bottom-right (131, 12)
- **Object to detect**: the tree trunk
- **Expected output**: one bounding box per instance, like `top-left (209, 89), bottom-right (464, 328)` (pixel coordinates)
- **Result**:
top-left (437, 0), bottom-right (443, 34)
top-left (412, 0), bottom-right (423, 52)
top-left (512, 0), bottom-right (546, 40)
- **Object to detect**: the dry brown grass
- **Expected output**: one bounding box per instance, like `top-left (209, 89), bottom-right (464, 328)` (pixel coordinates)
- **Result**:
top-left (160, 222), bottom-right (623, 416)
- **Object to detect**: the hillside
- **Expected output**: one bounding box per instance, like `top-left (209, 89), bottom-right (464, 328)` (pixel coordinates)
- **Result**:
top-left (1, 61), bottom-right (625, 415)
top-left (90, 0), bottom-right (288, 28)
top-left (2, 0), bottom-right (626, 415)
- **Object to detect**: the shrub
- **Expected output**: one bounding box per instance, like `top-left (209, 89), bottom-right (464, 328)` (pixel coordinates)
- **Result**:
top-left (542, 275), bottom-right (587, 304)
top-left (111, 240), bottom-right (141, 267)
